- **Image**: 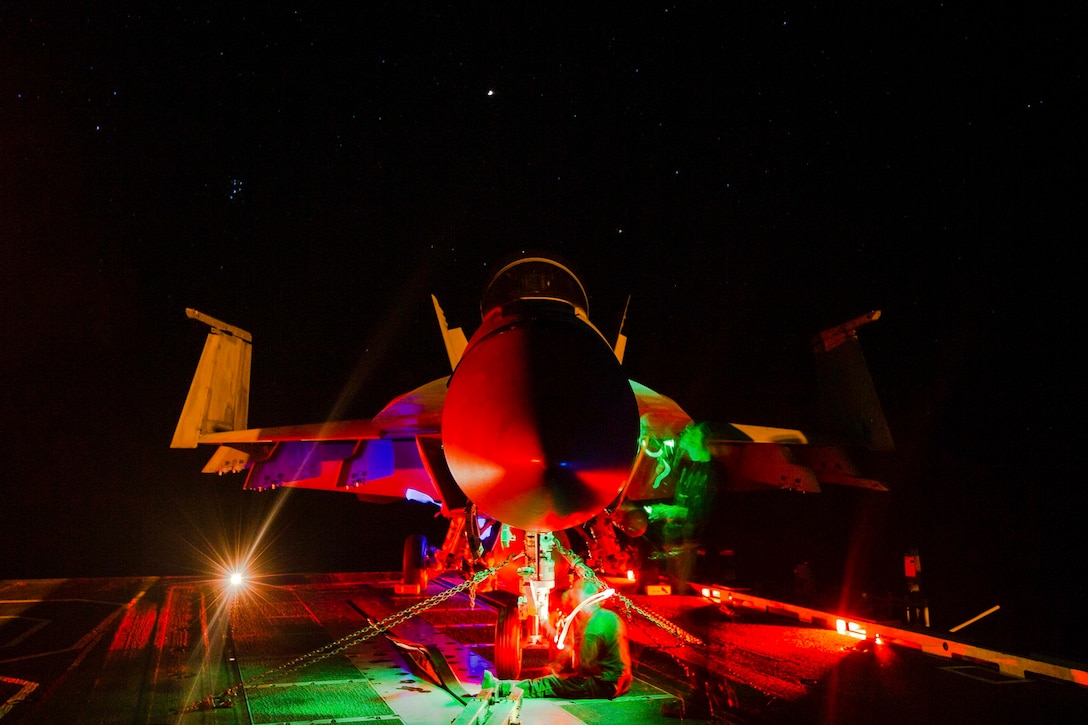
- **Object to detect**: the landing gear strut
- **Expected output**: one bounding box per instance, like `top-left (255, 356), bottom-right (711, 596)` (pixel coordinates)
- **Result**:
top-left (491, 531), bottom-right (559, 679)
top-left (402, 533), bottom-right (429, 591)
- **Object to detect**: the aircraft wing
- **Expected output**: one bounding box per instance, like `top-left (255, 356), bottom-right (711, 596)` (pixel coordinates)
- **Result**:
top-left (627, 381), bottom-right (886, 501)
top-left (202, 431), bottom-right (452, 506)
top-left (173, 297), bottom-right (888, 530)
top-left (172, 310), bottom-right (467, 508)
top-left (624, 310), bottom-right (891, 501)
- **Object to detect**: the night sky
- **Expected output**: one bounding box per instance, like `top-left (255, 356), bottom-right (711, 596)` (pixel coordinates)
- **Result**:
top-left (2, 6), bottom-right (1082, 659)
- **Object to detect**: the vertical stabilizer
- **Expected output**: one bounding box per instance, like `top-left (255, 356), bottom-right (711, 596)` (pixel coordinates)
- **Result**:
top-left (812, 310), bottom-right (894, 451)
top-left (613, 295), bottom-right (630, 364)
top-left (171, 309), bottom-right (252, 448)
top-left (432, 295), bottom-right (468, 371)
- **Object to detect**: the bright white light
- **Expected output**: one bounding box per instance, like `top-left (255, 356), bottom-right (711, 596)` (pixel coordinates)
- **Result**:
top-left (836, 619), bottom-right (867, 639)
top-left (405, 488), bottom-right (438, 505)
top-left (554, 588), bottom-right (615, 650)
top-left (229, 571), bottom-right (244, 588)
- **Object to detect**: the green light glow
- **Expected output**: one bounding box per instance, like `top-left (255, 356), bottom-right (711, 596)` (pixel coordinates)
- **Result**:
top-left (640, 422), bottom-right (715, 586)
top-left (642, 422), bottom-right (711, 490)
top-left (678, 422), bottom-right (711, 463)
top-left (642, 437), bottom-right (676, 489)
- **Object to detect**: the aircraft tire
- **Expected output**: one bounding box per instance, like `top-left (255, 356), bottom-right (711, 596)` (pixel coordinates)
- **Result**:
top-left (402, 534), bottom-right (428, 589)
top-left (494, 604), bottom-right (522, 680)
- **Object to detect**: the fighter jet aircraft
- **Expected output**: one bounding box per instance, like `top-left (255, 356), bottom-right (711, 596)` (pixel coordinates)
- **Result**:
top-left (172, 255), bottom-right (891, 677)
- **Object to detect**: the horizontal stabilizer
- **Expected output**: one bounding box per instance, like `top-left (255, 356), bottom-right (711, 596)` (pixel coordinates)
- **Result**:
top-left (793, 446), bottom-right (889, 491)
top-left (201, 445), bottom-right (258, 474)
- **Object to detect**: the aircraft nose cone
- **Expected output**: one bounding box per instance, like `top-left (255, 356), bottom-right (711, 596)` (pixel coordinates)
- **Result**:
top-left (442, 315), bottom-right (639, 532)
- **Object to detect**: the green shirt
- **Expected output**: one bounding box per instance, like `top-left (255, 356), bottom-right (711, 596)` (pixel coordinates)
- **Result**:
top-left (579, 607), bottom-right (632, 688)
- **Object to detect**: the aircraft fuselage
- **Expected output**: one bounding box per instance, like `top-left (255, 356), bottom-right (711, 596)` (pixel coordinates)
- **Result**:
top-left (442, 259), bottom-right (639, 532)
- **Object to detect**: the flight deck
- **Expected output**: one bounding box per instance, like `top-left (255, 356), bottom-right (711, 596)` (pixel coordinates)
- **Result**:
top-left (2, 573), bottom-right (1086, 724)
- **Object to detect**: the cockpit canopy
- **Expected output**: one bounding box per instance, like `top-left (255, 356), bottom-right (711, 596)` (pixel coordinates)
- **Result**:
top-left (481, 257), bottom-right (589, 319)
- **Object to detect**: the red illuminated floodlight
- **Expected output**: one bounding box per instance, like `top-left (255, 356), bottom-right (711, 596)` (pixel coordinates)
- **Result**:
top-left (700, 587), bottom-right (723, 602)
top-left (836, 619), bottom-right (881, 645)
